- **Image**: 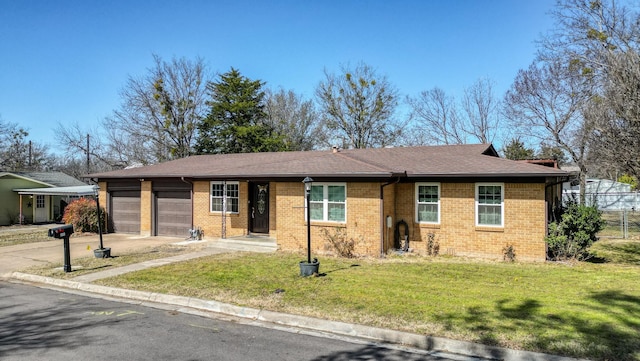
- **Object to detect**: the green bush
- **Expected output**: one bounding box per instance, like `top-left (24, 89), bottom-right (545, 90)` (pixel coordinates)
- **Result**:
top-left (546, 202), bottom-right (605, 261)
top-left (62, 198), bottom-right (106, 233)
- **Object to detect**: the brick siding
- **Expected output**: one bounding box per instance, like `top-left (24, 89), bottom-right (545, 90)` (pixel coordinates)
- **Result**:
top-left (103, 178), bottom-right (548, 261)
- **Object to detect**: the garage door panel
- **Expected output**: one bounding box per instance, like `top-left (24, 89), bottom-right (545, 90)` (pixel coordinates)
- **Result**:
top-left (111, 191), bottom-right (140, 234)
top-left (156, 191), bottom-right (191, 237)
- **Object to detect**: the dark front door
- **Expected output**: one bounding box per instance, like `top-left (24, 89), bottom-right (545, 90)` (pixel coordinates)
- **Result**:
top-left (250, 183), bottom-right (269, 233)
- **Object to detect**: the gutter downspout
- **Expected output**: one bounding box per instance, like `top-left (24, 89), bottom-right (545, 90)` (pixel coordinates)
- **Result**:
top-left (380, 172), bottom-right (405, 258)
top-left (180, 177), bottom-right (194, 231)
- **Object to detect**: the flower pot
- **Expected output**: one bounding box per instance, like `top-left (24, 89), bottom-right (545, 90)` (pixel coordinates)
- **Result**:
top-left (299, 260), bottom-right (320, 277)
top-left (93, 247), bottom-right (111, 258)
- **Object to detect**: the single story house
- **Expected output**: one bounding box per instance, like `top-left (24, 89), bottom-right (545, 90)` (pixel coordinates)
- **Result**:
top-left (87, 144), bottom-right (568, 261)
top-left (0, 171), bottom-right (89, 225)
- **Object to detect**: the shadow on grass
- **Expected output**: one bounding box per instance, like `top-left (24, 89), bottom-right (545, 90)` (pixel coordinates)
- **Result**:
top-left (320, 264), bottom-right (361, 276)
top-left (431, 291), bottom-right (640, 360)
top-left (589, 240), bottom-right (640, 264)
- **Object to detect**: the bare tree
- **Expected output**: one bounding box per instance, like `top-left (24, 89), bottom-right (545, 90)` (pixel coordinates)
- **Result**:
top-left (54, 121), bottom-right (123, 174)
top-left (316, 63), bottom-right (400, 149)
top-left (504, 60), bottom-right (593, 201)
top-left (406, 87), bottom-right (464, 145)
top-left (406, 78), bottom-right (501, 146)
top-left (106, 55), bottom-right (210, 164)
top-left (0, 117), bottom-right (53, 171)
top-left (264, 88), bottom-right (324, 151)
top-left (461, 78), bottom-right (500, 144)
top-left (537, 0), bottom-right (640, 180)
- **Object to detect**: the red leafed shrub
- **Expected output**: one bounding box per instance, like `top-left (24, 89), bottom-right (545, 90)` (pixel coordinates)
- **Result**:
top-left (62, 198), bottom-right (106, 233)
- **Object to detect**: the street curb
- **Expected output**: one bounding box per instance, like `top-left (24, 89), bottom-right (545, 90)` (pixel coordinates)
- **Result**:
top-left (9, 272), bottom-right (588, 361)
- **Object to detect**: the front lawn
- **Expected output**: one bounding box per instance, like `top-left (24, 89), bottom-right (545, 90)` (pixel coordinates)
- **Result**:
top-left (96, 253), bottom-right (640, 361)
top-left (0, 227), bottom-right (49, 247)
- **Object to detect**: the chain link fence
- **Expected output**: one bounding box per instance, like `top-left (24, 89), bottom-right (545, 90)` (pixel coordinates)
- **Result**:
top-left (600, 209), bottom-right (640, 239)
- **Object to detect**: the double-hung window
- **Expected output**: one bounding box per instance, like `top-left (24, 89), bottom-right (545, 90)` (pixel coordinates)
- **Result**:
top-left (210, 181), bottom-right (239, 213)
top-left (309, 183), bottom-right (346, 223)
top-left (416, 183), bottom-right (440, 224)
top-left (476, 183), bottom-right (504, 227)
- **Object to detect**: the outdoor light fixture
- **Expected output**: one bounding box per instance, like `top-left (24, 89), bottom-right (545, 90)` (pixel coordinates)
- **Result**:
top-left (92, 185), bottom-right (109, 258)
top-left (299, 176), bottom-right (319, 276)
top-left (302, 177), bottom-right (313, 263)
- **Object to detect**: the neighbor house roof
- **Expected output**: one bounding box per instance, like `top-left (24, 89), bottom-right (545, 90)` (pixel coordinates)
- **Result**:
top-left (10, 171), bottom-right (87, 187)
top-left (13, 185), bottom-right (98, 196)
top-left (87, 144), bottom-right (569, 181)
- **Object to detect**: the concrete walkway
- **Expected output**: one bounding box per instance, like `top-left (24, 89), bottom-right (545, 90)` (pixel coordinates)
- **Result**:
top-left (71, 238), bottom-right (277, 283)
top-left (5, 233), bottom-right (586, 361)
top-left (0, 231), bottom-right (186, 276)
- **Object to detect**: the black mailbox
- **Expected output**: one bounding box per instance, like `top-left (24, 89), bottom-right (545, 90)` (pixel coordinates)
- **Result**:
top-left (48, 224), bottom-right (74, 239)
top-left (49, 224), bottom-right (74, 272)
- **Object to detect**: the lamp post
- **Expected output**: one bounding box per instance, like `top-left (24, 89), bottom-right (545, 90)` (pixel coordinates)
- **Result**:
top-left (92, 185), bottom-right (110, 258)
top-left (303, 177), bottom-right (313, 264)
top-left (299, 177), bottom-right (319, 276)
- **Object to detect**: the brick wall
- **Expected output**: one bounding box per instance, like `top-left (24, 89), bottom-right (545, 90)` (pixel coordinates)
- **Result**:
top-left (184, 179), bottom-right (548, 261)
top-left (401, 182), bottom-right (547, 261)
top-left (140, 181), bottom-right (152, 236)
top-left (274, 182), bottom-right (382, 256)
top-left (192, 180), bottom-right (250, 238)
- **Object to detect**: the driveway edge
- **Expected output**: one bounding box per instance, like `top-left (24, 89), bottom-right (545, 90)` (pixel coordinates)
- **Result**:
top-left (10, 272), bottom-right (588, 361)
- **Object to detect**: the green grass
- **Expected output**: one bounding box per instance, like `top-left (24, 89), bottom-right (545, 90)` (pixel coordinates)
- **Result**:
top-left (96, 252), bottom-right (640, 361)
top-left (590, 238), bottom-right (640, 264)
top-left (599, 211), bottom-right (640, 238)
top-left (0, 228), bottom-right (49, 247)
top-left (22, 244), bottom-right (196, 279)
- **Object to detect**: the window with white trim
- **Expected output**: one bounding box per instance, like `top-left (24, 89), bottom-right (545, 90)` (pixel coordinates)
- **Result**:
top-left (36, 195), bottom-right (45, 208)
top-left (309, 183), bottom-right (346, 223)
top-left (416, 183), bottom-right (440, 224)
top-left (476, 183), bottom-right (504, 227)
top-left (210, 181), bottom-right (239, 213)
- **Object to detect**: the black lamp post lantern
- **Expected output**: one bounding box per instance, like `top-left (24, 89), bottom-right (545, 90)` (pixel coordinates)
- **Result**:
top-left (299, 177), bottom-right (319, 276)
top-left (92, 185), bottom-right (111, 258)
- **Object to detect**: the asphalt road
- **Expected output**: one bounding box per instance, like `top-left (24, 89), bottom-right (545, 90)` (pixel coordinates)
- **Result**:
top-left (0, 281), bottom-right (469, 361)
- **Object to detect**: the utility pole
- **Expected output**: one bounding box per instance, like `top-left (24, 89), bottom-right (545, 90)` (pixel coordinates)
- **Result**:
top-left (86, 134), bottom-right (90, 174)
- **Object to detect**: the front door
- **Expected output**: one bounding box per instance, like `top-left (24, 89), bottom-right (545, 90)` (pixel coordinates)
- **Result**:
top-left (34, 195), bottom-right (49, 223)
top-left (250, 183), bottom-right (269, 234)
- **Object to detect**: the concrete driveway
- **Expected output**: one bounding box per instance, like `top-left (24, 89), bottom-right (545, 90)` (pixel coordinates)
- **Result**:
top-left (0, 227), bottom-right (184, 276)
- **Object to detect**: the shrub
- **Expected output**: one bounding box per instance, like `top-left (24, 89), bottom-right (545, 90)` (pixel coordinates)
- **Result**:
top-left (502, 244), bottom-right (516, 262)
top-left (62, 198), bottom-right (106, 233)
top-left (545, 202), bottom-right (605, 261)
top-left (426, 233), bottom-right (440, 256)
top-left (321, 227), bottom-right (355, 258)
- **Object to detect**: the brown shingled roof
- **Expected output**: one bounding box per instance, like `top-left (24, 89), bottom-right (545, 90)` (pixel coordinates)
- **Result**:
top-left (87, 144), bottom-right (568, 180)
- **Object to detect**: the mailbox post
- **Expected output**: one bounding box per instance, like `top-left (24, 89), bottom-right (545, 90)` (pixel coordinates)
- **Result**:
top-left (48, 225), bottom-right (74, 272)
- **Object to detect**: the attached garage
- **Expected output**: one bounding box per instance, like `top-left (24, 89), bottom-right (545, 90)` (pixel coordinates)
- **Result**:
top-left (108, 181), bottom-right (141, 234)
top-left (110, 190), bottom-right (141, 234)
top-left (154, 181), bottom-right (192, 237)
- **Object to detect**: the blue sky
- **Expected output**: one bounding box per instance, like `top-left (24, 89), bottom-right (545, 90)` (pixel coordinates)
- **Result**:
top-left (0, 0), bottom-right (555, 151)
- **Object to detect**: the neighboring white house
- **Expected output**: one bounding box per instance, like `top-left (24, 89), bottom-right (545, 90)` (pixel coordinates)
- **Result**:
top-left (563, 178), bottom-right (640, 210)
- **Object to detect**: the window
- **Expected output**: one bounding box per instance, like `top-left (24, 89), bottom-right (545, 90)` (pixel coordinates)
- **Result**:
top-left (416, 183), bottom-right (440, 224)
top-left (36, 195), bottom-right (45, 208)
top-left (210, 181), bottom-right (239, 213)
top-left (476, 183), bottom-right (504, 227)
top-left (309, 183), bottom-right (346, 223)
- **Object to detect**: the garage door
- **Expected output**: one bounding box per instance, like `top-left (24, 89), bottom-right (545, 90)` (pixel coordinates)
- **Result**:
top-left (110, 191), bottom-right (141, 234)
top-left (156, 191), bottom-right (191, 237)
